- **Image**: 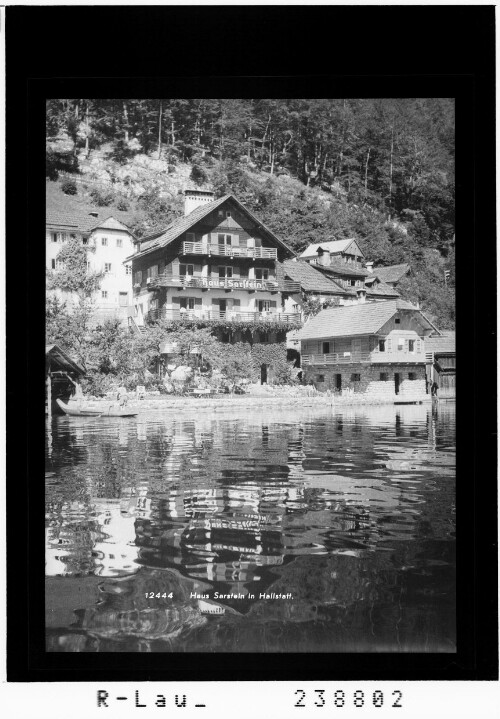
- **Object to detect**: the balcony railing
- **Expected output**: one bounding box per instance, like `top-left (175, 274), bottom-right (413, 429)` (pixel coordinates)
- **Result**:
top-left (146, 308), bottom-right (302, 325)
top-left (148, 273), bottom-right (300, 293)
top-left (183, 241), bottom-right (277, 260)
top-left (302, 351), bottom-right (426, 365)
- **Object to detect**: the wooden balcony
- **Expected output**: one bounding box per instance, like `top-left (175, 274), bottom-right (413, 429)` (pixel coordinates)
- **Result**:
top-left (148, 273), bottom-right (300, 293)
top-left (183, 241), bottom-right (277, 260)
top-left (302, 351), bottom-right (427, 366)
top-left (146, 308), bottom-right (302, 325)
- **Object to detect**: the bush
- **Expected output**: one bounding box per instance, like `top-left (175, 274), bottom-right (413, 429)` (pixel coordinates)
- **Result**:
top-left (90, 187), bottom-right (115, 207)
top-left (116, 197), bottom-right (130, 211)
top-left (167, 164), bottom-right (176, 174)
top-left (61, 178), bottom-right (78, 195)
top-left (189, 162), bottom-right (208, 186)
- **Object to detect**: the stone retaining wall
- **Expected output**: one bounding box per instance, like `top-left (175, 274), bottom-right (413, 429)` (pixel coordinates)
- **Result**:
top-left (303, 363), bottom-right (428, 401)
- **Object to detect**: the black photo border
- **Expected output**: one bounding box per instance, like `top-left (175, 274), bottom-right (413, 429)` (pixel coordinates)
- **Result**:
top-left (5, 5), bottom-right (497, 682)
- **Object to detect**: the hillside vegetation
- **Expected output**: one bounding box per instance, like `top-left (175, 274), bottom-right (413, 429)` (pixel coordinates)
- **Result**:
top-left (46, 99), bottom-right (455, 328)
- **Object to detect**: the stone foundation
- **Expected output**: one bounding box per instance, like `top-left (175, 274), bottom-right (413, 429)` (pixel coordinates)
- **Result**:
top-left (303, 363), bottom-right (428, 402)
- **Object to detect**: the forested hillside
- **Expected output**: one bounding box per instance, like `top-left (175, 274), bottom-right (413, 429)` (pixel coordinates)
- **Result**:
top-left (46, 98), bottom-right (455, 328)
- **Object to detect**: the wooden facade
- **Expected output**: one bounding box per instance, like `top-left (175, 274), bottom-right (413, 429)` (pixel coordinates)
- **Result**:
top-left (130, 194), bottom-right (301, 336)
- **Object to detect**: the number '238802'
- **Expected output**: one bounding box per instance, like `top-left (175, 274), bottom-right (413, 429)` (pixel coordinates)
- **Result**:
top-left (294, 690), bottom-right (403, 709)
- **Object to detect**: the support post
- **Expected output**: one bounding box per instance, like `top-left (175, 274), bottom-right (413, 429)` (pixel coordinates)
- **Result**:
top-left (46, 366), bottom-right (52, 420)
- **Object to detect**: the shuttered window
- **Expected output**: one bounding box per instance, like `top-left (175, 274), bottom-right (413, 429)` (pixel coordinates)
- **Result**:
top-left (147, 265), bottom-right (158, 278)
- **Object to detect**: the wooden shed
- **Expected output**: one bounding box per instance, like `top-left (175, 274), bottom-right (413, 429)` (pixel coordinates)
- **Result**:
top-left (46, 344), bottom-right (85, 416)
top-left (425, 333), bottom-right (456, 399)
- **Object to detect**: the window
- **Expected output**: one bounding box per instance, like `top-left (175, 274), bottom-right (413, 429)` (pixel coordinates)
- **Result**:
top-left (180, 264), bottom-right (194, 276)
top-left (101, 237), bottom-right (108, 246)
top-left (255, 268), bottom-right (269, 281)
top-left (317, 375), bottom-right (325, 382)
top-left (218, 233), bottom-right (232, 245)
top-left (116, 238), bottom-right (123, 248)
top-left (259, 300), bottom-right (271, 312)
top-left (226, 211), bottom-right (231, 218)
top-left (51, 259), bottom-right (56, 269)
top-left (240, 266), bottom-right (248, 278)
top-left (147, 265), bottom-right (158, 279)
top-left (104, 263), bottom-right (112, 273)
top-left (101, 291), bottom-right (108, 299)
top-left (350, 279), bottom-right (356, 286)
top-left (408, 340), bottom-right (415, 352)
top-left (408, 372), bottom-right (417, 380)
top-left (322, 342), bottom-right (330, 354)
top-left (82, 237), bottom-right (88, 245)
top-left (51, 233), bottom-right (58, 243)
top-left (395, 317), bottom-right (401, 324)
top-left (150, 298), bottom-right (159, 311)
top-left (126, 265), bottom-right (132, 275)
top-left (351, 373), bottom-right (361, 382)
top-left (218, 266), bottom-right (232, 279)
top-left (135, 270), bottom-right (143, 285)
top-left (378, 339), bottom-right (386, 352)
top-left (380, 373), bottom-right (388, 381)
top-left (397, 338), bottom-right (405, 351)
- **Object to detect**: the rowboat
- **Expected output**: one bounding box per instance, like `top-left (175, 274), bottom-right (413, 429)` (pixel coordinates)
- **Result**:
top-left (56, 399), bottom-right (138, 418)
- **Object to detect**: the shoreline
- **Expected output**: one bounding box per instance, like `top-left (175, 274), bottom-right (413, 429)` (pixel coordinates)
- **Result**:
top-left (71, 393), bottom-right (435, 414)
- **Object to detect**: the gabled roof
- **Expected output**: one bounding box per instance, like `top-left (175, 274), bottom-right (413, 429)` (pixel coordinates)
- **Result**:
top-left (425, 332), bottom-right (455, 354)
top-left (46, 207), bottom-right (134, 235)
top-left (283, 259), bottom-right (349, 295)
top-left (372, 263), bottom-right (411, 284)
top-left (299, 238), bottom-right (363, 259)
top-left (294, 299), bottom-right (433, 341)
top-left (131, 194), bottom-right (296, 261)
top-left (46, 344), bottom-right (85, 375)
top-left (313, 261), bottom-right (370, 278)
top-left (365, 281), bottom-right (400, 298)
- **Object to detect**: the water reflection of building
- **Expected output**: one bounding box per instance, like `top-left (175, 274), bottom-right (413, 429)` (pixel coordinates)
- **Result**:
top-left (46, 498), bottom-right (139, 577)
top-left (132, 484), bottom-right (297, 608)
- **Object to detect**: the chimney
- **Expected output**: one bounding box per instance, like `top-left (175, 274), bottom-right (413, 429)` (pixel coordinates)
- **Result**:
top-left (184, 189), bottom-right (215, 216)
top-left (317, 247), bottom-right (331, 266)
top-left (365, 261), bottom-right (374, 273)
top-left (356, 288), bottom-right (367, 304)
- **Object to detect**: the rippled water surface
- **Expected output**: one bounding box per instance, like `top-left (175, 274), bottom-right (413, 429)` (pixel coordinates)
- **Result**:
top-left (45, 402), bottom-right (456, 652)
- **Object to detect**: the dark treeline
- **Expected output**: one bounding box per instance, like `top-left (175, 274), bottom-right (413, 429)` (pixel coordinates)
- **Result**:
top-left (46, 98), bottom-right (455, 328)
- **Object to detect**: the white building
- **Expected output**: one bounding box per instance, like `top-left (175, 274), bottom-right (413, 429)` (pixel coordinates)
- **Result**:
top-left (46, 207), bottom-right (135, 324)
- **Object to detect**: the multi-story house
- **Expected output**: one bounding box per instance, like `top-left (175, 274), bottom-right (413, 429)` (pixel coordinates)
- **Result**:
top-left (298, 240), bottom-right (400, 303)
top-left (46, 206), bottom-right (135, 324)
top-left (129, 190), bottom-right (301, 344)
top-left (299, 238), bottom-right (365, 267)
top-left (295, 298), bottom-right (441, 401)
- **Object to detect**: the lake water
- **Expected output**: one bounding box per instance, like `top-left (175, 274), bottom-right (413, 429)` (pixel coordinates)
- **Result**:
top-left (45, 402), bottom-right (456, 653)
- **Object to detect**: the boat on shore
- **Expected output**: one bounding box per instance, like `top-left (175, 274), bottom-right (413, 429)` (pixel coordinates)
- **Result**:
top-left (56, 399), bottom-right (138, 418)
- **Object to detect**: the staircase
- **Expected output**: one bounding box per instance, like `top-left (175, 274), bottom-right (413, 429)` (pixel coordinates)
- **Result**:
top-left (128, 316), bottom-right (147, 335)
